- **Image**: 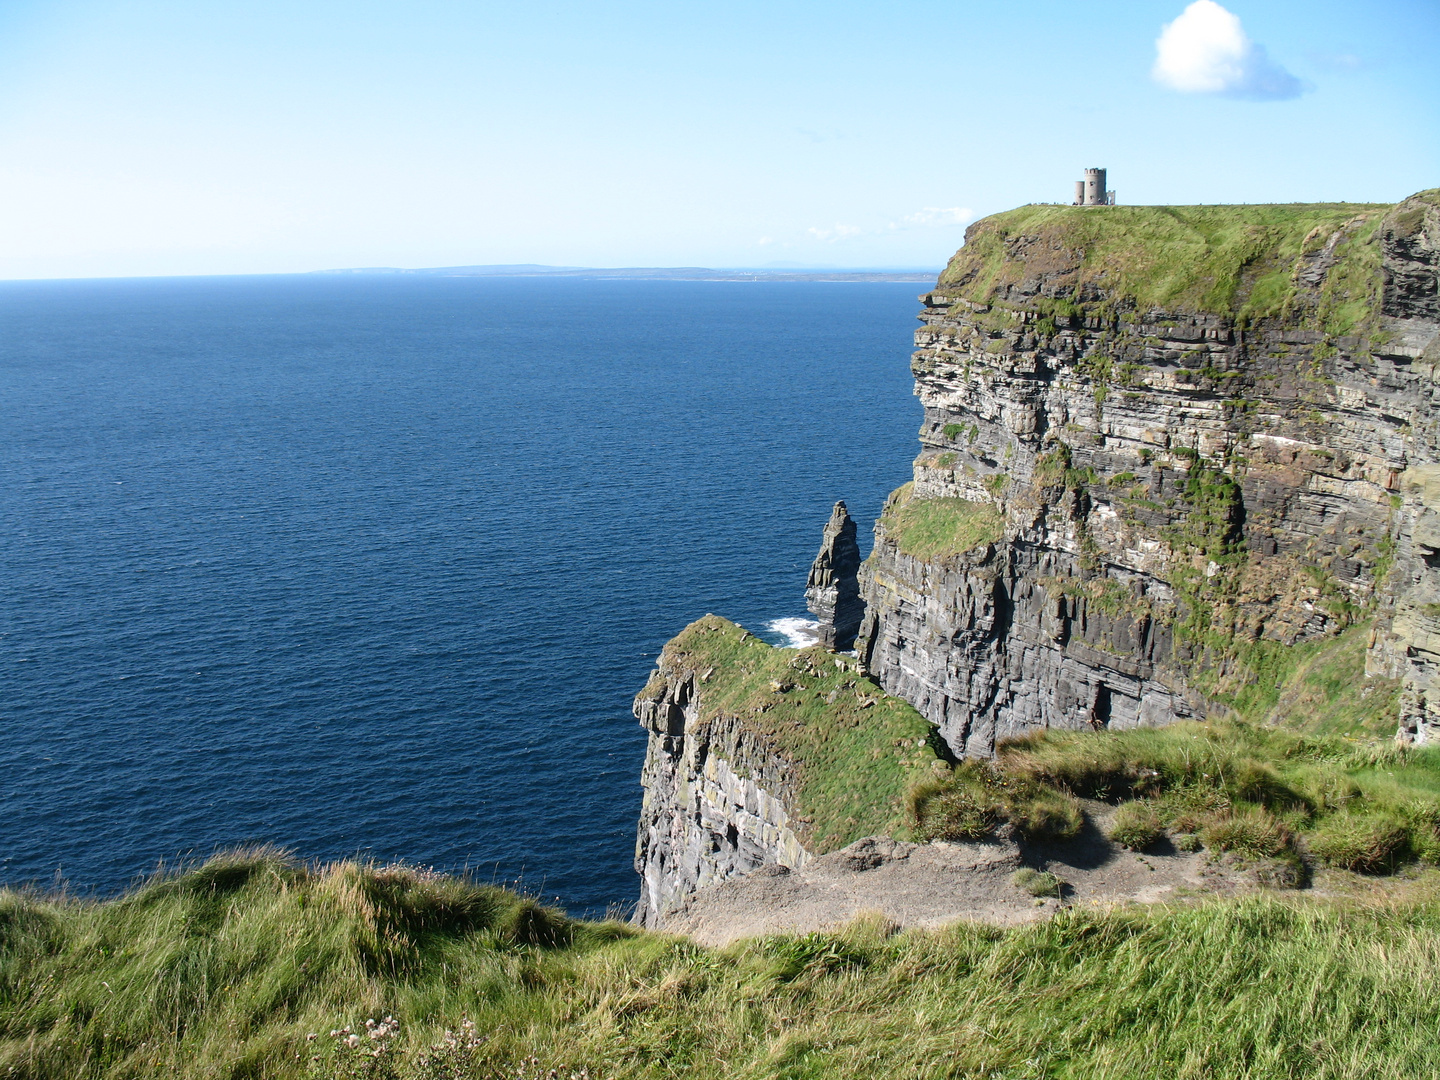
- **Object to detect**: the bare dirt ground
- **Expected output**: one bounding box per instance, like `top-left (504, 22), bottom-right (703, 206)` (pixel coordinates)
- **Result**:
top-left (664, 802), bottom-right (1304, 947)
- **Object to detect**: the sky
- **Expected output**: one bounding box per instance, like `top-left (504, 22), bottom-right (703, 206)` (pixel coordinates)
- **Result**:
top-left (0, 0), bottom-right (1435, 279)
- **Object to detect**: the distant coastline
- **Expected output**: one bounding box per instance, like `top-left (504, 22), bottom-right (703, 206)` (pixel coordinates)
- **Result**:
top-left (310, 263), bottom-right (940, 283)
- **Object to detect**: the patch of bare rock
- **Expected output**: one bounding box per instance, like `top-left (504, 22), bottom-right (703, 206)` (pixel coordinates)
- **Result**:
top-left (665, 805), bottom-right (1277, 947)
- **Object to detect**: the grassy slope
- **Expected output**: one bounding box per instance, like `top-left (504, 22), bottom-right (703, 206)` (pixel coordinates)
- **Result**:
top-left (654, 616), bottom-right (945, 851)
top-left (938, 201), bottom-right (1393, 332)
top-left (1252, 623), bottom-right (1402, 737)
top-left (877, 482), bottom-right (1004, 561)
top-left (3, 852), bottom-right (1440, 1080)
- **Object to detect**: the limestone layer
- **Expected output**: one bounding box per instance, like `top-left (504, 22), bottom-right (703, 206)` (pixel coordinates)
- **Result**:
top-left (857, 192), bottom-right (1440, 753)
top-left (632, 651), bottom-right (809, 927)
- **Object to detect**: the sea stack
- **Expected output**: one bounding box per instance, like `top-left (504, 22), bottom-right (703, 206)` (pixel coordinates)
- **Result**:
top-left (805, 501), bottom-right (865, 650)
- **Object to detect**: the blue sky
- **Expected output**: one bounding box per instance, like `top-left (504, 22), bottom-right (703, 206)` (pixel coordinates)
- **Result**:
top-left (0, 0), bottom-right (1435, 278)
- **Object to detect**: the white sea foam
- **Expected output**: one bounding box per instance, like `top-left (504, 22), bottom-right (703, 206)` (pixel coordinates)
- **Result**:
top-left (766, 617), bottom-right (821, 649)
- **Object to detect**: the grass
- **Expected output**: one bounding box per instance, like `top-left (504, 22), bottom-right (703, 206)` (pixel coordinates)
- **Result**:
top-left (1257, 623), bottom-right (1402, 737)
top-left (4, 851), bottom-right (1440, 1078)
top-left (993, 718), bottom-right (1440, 871)
top-left (877, 483), bottom-right (1004, 561)
top-left (937, 201), bottom-right (1394, 325)
top-left (647, 616), bottom-right (947, 852)
top-left (1108, 802), bottom-right (1163, 851)
top-left (909, 762), bottom-right (1084, 844)
top-left (1010, 868), bottom-right (1065, 898)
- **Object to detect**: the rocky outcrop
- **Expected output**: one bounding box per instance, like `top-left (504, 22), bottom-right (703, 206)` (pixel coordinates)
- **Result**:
top-left (631, 614), bottom-right (947, 924)
top-left (631, 191), bottom-right (1440, 929)
top-left (857, 191), bottom-right (1440, 754)
top-left (805, 501), bottom-right (865, 650)
top-left (632, 629), bottom-right (810, 928)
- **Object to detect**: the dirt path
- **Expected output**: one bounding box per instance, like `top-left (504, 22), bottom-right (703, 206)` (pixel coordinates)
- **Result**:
top-left (664, 805), bottom-right (1270, 946)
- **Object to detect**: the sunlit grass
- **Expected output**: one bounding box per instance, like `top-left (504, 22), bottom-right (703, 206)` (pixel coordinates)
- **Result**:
top-left (877, 482), bottom-right (1004, 561)
top-left (3, 851), bottom-right (1440, 1078)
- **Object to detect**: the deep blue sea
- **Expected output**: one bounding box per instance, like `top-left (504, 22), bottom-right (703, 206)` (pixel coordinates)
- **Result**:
top-left (0, 275), bottom-right (923, 914)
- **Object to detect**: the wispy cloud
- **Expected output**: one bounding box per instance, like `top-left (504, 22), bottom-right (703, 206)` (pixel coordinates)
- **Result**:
top-left (805, 207), bottom-right (972, 243)
top-left (1307, 51), bottom-right (1370, 73)
top-left (1153, 1), bottom-right (1306, 101)
top-left (807, 224), bottom-right (862, 242)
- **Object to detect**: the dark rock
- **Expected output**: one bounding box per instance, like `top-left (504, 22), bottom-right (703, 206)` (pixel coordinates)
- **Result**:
top-left (805, 501), bottom-right (865, 650)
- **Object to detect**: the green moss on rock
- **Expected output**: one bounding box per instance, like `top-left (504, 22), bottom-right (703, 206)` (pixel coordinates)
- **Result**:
top-left (878, 482), bottom-right (1004, 561)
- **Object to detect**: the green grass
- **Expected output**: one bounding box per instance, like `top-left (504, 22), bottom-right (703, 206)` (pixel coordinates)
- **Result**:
top-left (648, 616), bottom-right (947, 852)
top-left (1257, 624), bottom-right (1402, 737)
top-left (1108, 802), bottom-right (1163, 851)
top-left (4, 852), bottom-right (1440, 1078)
top-left (994, 718), bottom-right (1440, 871)
top-left (938, 201), bottom-right (1395, 322)
top-left (878, 483), bottom-right (1004, 561)
top-left (1010, 868), bottom-right (1065, 898)
top-left (909, 762), bottom-right (1084, 843)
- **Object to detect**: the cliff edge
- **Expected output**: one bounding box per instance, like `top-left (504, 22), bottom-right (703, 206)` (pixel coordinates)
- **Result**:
top-left (633, 190), bottom-right (1440, 925)
top-left (859, 191), bottom-right (1440, 754)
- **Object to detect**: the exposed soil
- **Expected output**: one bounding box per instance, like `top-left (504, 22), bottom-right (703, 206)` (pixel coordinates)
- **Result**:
top-left (665, 802), bottom-right (1285, 947)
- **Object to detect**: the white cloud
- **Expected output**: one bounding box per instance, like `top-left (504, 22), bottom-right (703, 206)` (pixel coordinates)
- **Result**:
top-left (896, 207), bottom-right (973, 229)
top-left (1153, 1), bottom-right (1305, 101)
top-left (807, 224), bottom-right (862, 242)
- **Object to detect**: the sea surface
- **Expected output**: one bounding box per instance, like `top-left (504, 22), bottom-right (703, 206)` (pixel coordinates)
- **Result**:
top-left (0, 274), bottom-right (924, 914)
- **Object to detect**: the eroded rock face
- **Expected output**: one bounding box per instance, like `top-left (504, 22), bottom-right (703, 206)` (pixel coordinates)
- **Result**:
top-left (805, 501), bottom-right (865, 650)
top-left (632, 650), bottom-right (809, 928)
top-left (859, 191), bottom-right (1440, 753)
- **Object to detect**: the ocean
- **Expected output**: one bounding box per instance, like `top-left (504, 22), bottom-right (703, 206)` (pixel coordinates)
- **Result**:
top-left (0, 274), bottom-right (924, 914)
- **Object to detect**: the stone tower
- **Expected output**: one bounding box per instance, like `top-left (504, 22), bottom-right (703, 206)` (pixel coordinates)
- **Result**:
top-left (1073, 167), bottom-right (1115, 206)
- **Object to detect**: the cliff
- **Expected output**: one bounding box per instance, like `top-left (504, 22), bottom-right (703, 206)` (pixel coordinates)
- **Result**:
top-left (858, 191), bottom-right (1440, 755)
top-left (633, 189), bottom-right (1440, 921)
top-left (632, 615), bottom-right (946, 926)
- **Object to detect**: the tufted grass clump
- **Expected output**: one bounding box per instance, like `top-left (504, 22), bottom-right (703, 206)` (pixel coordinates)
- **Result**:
top-left (909, 762), bottom-right (1084, 843)
top-left (1011, 868), bottom-right (1066, 898)
top-left (1201, 807), bottom-right (1292, 859)
top-left (909, 775), bottom-right (999, 841)
top-left (1109, 801), bottom-right (1164, 851)
top-left (1307, 813), bottom-right (1411, 873)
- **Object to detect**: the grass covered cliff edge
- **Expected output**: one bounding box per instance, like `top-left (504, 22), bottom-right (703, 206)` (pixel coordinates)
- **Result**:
top-left (3, 848), bottom-right (1440, 1079)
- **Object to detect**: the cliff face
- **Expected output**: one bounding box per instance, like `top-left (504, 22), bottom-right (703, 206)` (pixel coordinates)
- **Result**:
top-left (633, 191), bottom-right (1440, 922)
top-left (633, 656), bottom-right (810, 928)
top-left (632, 616), bottom-right (944, 925)
top-left (858, 191), bottom-right (1440, 755)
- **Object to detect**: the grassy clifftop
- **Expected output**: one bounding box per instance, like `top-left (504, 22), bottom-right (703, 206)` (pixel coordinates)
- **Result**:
top-left (937, 197), bottom-right (1431, 331)
top-left (3, 850), bottom-right (1440, 1078)
top-left (650, 616), bottom-right (947, 851)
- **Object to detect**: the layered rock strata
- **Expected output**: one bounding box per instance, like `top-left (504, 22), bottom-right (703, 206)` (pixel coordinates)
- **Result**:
top-left (632, 191), bottom-right (1440, 926)
top-left (858, 191), bottom-right (1440, 753)
top-left (632, 614), bottom-right (945, 925)
top-left (633, 656), bottom-right (809, 927)
top-left (805, 500), bottom-right (865, 649)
